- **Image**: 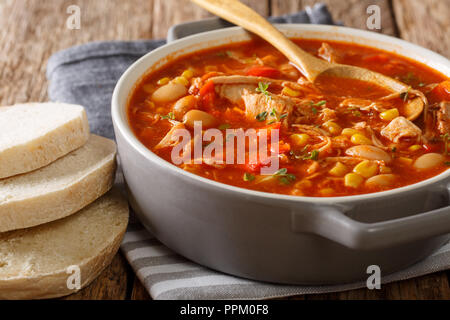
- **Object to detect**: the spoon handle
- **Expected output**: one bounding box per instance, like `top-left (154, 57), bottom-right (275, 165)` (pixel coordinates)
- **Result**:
top-left (191, 0), bottom-right (329, 81)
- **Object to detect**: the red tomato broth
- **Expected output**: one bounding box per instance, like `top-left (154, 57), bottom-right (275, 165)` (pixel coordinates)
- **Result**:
top-left (127, 38), bottom-right (450, 197)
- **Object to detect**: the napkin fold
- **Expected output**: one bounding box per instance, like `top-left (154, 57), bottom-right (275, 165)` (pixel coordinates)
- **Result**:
top-left (46, 3), bottom-right (450, 300)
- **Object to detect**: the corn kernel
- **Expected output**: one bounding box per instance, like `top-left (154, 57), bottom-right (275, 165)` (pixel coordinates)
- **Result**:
top-left (380, 108), bottom-right (399, 121)
top-left (397, 157), bottom-right (413, 165)
top-left (323, 121), bottom-right (342, 135)
top-left (156, 77), bottom-right (170, 85)
top-left (281, 86), bottom-right (301, 97)
top-left (329, 162), bottom-right (348, 177)
top-left (320, 188), bottom-right (335, 196)
top-left (344, 173), bottom-right (364, 188)
top-left (181, 69), bottom-right (194, 79)
top-left (353, 160), bottom-right (378, 178)
top-left (408, 144), bottom-right (422, 152)
top-left (205, 65), bottom-right (218, 72)
top-left (379, 165), bottom-right (392, 174)
top-left (342, 128), bottom-right (360, 136)
top-left (294, 180), bottom-right (313, 189)
top-left (290, 133), bottom-right (309, 147)
top-left (173, 76), bottom-right (189, 86)
top-left (351, 133), bottom-right (372, 145)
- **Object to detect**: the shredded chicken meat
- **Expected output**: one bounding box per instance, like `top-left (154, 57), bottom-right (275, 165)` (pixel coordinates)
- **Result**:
top-left (380, 116), bottom-right (422, 143)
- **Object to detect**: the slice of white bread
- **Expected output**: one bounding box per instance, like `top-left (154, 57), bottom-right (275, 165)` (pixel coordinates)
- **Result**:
top-left (0, 134), bottom-right (117, 232)
top-left (0, 188), bottom-right (129, 299)
top-left (0, 102), bottom-right (89, 179)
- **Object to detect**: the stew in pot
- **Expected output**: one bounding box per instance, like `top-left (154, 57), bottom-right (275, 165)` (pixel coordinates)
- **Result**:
top-left (127, 38), bottom-right (450, 197)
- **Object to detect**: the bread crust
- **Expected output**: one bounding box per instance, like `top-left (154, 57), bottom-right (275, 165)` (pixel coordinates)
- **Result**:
top-left (0, 135), bottom-right (117, 232)
top-left (0, 188), bottom-right (129, 299)
top-left (0, 102), bottom-right (90, 179)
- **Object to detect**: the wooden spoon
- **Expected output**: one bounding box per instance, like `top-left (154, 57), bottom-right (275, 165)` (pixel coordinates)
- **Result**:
top-left (192, 0), bottom-right (425, 120)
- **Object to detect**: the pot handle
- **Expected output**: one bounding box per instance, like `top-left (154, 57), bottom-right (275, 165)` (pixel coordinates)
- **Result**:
top-left (291, 199), bottom-right (450, 250)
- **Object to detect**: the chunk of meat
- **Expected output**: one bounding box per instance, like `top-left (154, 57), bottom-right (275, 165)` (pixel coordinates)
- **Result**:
top-left (320, 108), bottom-right (337, 122)
top-left (380, 116), bottom-right (422, 143)
top-left (318, 43), bottom-right (342, 63)
top-left (242, 90), bottom-right (294, 124)
top-left (437, 101), bottom-right (450, 134)
top-left (209, 75), bottom-right (314, 105)
top-left (209, 75), bottom-right (277, 104)
top-left (215, 83), bottom-right (257, 104)
top-left (155, 122), bottom-right (185, 149)
top-left (340, 98), bottom-right (387, 113)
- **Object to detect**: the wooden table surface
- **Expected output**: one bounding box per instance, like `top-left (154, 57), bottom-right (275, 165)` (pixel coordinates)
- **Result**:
top-left (1, 0), bottom-right (449, 300)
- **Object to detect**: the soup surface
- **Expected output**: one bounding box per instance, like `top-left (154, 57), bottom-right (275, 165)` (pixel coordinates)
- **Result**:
top-left (128, 38), bottom-right (450, 197)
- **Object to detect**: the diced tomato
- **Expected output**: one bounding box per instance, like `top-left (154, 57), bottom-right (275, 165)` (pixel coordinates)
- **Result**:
top-left (244, 161), bottom-right (263, 173)
top-left (199, 79), bottom-right (214, 96)
top-left (429, 80), bottom-right (450, 101)
top-left (199, 80), bottom-right (216, 110)
top-left (423, 143), bottom-right (440, 153)
top-left (246, 65), bottom-right (280, 78)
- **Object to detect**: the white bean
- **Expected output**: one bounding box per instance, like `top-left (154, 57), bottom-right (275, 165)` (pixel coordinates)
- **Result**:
top-left (414, 153), bottom-right (444, 170)
top-left (345, 145), bottom-right (392, 163)
top-left (183, 110), bottom-right (218, 129)
top-left (173, 95), bottom-right (197, 120)
top-left (365, 174), bottom-right (396, 187)
top-left (151, 82), bottom-right (187, 103)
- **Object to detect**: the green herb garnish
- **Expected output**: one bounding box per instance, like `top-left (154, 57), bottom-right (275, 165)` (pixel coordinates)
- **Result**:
top-left (273, 168), bottom-right (296, 185)
top-left (243, 172), bottom-right (255, 181)
top-left (256, 82), bottom-right (272, 111)
top-left (256, 82), bottom-right (271, 101)
top-left (311, 100), bottom-right (327, 107)
top-left (311, 107), bottom-right (318, 115)
top-left (402, 72), bottom-right (416, 84)
top-left (274, 168), bottom-right (288, 175)
top-left (268, 107), bottom-right (288, 123)
top-left (445, 162), bottom-right (450, 166)
top-left (400, 87), bottom-right (411, 102)
top-left (256, 111), bottom-right (268, 122)
top-left (160, 112), bottom-right (175, 120)
top-left (303, 150), bottom-right (319, 161)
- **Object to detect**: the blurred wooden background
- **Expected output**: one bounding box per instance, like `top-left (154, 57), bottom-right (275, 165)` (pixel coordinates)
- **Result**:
top-left (0, 0), bottom-right (449, 300)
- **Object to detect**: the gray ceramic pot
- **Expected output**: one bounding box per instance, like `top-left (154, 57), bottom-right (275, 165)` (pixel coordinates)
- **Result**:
top-left (112, 25), bottom-right (450, 284)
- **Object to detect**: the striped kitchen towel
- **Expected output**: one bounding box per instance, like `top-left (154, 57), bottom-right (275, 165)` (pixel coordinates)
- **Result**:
top-left (122, 218), bottom-right (450, 300)
top-left (46, 3), bottom-right (450, 300)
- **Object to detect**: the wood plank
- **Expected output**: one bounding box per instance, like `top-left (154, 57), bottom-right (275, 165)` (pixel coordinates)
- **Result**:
top-left (151, 0), bottom-right (269, 38)
top-left (0, 0), bottom-right (153, 106)
top-left (271, 0), bottom-right (397, 36)
top-left (63, 253), bottom-right (132, 300)
top-left (0, 0), bottom-right (150, 299)
top-left (393, 0), bottom-right (449, 57)
top-left (131, 277), bottom-right (152, 300)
